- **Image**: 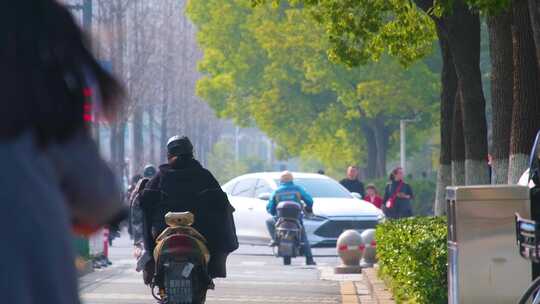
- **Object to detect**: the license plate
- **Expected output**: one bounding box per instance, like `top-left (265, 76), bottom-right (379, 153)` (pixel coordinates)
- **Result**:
top-left (165, 263), bottom-right (194, 303)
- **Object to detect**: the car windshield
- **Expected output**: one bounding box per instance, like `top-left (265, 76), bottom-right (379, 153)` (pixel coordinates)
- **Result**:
top-left (274, 178), bottom-right (352, 199)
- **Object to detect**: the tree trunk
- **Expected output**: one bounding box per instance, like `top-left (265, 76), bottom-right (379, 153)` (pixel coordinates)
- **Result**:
top-left (148, 107), bottom-right (157, 165)
top-left (107, 4), bottom-right (126, 182)
top-left (160, 98), bottom-right (168, 162)
top-left (109, 119), bottom-right (125, 182)
top-left (360, 121), bottom-right (378, 179)
top-left (488, 11), bottom-right (514, 184)
top-left (509, 0), bottom-right (540, 183)
top-left (442, 2), bottom-right (489, 185)
top-left (452, 86), bottom-right (466, 186)
top-left (132, 106), bottom-right (144, 174)
top-left (434, 34), bottom-right (457, 216)
top-left (529, 0), bottom-right (540, 68)
top-left (373, 117), bottom-right (389, 178)
top-left (110, 123), bottom-right (118, 169)
top-left (117, 121), bottom-right (127, 186)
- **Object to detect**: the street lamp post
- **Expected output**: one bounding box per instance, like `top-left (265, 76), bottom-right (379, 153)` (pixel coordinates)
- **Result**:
top-left (265, 138), bottom-right (272, 166)
top-left (82, 0), bottom-right (92, 32)
top-left (400, 120), bottom-right (406, 171)
top-left (235, 126), bottom-right (240, 163)
top-left (400, 118), bottom-right (419, 174)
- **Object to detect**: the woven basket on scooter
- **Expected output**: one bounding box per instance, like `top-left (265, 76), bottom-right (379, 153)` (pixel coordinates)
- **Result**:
top-left (154, 212), bottom-right (210, 264)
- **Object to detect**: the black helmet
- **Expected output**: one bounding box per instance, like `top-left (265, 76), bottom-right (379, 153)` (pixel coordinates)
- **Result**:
top-left (166, 135), bottom-right (193, 157)
top-left (143, 164), bottom-right (157, 178)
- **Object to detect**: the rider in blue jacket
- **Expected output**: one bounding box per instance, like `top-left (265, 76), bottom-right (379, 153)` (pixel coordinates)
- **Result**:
top-left (266, 171), bottom-right (316, 265)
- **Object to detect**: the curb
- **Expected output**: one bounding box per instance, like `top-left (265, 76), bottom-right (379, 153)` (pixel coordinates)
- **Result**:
top-left (362, 267), bottom-right (396, 304)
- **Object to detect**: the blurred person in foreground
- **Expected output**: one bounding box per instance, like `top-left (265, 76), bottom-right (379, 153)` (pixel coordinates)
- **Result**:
top-left (1, 1), bottom-right (126, 303)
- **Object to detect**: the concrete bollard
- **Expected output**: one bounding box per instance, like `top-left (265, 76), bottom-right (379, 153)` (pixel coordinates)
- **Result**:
top-left (334, 229), bottom-right (364, 274)
top-left (360, 229), bottom-right (377, 268)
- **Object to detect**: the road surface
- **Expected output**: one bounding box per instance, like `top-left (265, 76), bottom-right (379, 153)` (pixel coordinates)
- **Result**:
top-left (79, 233), bottom-right (351, 304)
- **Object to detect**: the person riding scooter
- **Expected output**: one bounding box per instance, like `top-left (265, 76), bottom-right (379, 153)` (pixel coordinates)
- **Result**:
top-left (130, 164), bottom-right (157, 259)
top-left (139, 136), bottom-right (238, 283)
top-left (266, 171), bottom-right (316, 265)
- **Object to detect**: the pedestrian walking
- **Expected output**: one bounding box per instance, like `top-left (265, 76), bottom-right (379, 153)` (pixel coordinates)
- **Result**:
top-left (340, 165), bottom-right (366, 197)
top-left (382, 167), bottom-right (414, 219)
top-left (364, 184), bottom-right (383, 209)
top-left (1, 1), bottom-right (126, 303)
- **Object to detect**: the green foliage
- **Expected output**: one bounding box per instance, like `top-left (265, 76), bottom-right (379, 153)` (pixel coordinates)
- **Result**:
top-left (465, 0), bottom-right (511, 15)
top-left (252, 0), bottom-right (509, 68)
top-left (367, 178), bottom-right (436, 216)
top-left (187, 0), bottom-right (439, 173)
top-left (207, 140), bottom-right (270, 184)
top-left (207, 141), bottom-right (247, 184)
top-left (410, 179), bottom-right (437, 215)
top-left (252, 0), bottom-right (437, 67)
top-left (376, 217), bottom-right (448, 303)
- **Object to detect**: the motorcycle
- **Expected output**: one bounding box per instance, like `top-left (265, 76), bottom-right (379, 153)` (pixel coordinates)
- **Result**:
top-left (150, 212), bottom-right (212, 304)
top-left (273, 201), bottom-right (304, 265)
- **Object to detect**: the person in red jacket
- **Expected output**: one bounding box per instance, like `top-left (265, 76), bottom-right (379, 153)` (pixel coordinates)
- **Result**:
top-left (364, 184), bottom-right (383, 209)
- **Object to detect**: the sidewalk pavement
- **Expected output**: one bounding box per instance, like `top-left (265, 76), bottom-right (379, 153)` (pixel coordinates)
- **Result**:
top-left (80, 231), bottom-right (384, 304)
top-left (318, 265), bottom-right (395, 304)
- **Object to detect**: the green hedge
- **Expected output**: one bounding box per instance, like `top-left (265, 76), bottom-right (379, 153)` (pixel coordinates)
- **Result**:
top-left (366, 178), bottom-right (435, 216)
top-left (376, 217), bottom-right (447, 303)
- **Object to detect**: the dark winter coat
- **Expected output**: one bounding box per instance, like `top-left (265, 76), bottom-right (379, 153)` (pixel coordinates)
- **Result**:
top-left (140, 158), bottom-right (239, 278)
top-left (382, 180), bottom-right (414, 219)
top-left (340, 178), bottom-right (366, 197)
top-left (130, 178), bottom-right (150, 246)
top-left (1, 131), bottom-right (123, 304)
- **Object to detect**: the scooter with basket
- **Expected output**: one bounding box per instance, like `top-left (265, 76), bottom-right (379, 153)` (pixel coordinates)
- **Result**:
top-left (150, 212), bottom-right (212, 304)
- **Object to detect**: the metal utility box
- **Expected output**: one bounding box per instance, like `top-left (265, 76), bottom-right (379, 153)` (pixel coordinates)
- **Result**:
top-left (447, 185), bottom-right (531, 304)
